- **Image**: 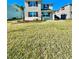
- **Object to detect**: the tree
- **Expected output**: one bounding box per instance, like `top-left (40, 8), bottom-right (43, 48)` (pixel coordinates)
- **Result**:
top-left (13, 4), bottom-right (25, 21)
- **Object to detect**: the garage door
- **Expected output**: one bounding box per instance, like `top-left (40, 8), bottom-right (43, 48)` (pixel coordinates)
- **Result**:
top-left (61, 14), bottom-right (67, 20)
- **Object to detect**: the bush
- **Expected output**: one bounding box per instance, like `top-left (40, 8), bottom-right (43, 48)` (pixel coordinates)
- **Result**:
top-left (7, 17), bottom-right (22, 21)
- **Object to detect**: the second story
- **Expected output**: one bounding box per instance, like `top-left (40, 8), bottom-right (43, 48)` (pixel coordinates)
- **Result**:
top-left (25, 0), bottom-right (41, 12)
top-left (25, 0), bottom-right (53, 12)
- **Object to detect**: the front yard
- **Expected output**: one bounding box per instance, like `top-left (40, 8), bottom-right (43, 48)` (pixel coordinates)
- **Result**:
top-left (8, 20), bottom-right (72, 59)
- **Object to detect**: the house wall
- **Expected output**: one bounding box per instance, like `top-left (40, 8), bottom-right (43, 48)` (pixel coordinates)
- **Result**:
top-left (25, 1), bottom-right (41, 21)
top-left (64, 5), bottom-right (72, 19)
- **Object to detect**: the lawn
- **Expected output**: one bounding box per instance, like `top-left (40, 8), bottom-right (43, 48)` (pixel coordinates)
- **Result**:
top-left (7, 20), bottom-right (72, 59)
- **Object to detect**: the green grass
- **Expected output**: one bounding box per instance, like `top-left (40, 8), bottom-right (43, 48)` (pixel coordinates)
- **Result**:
top-left (8, 20), bottom-right (72, 59)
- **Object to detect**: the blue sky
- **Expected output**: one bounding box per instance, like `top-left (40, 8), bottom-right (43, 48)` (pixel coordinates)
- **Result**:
top-left (7, 0), bottom-right (72, 10)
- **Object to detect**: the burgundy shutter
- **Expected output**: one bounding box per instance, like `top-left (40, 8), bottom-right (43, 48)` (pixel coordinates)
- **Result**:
top-left (36, 12), bottom-right (38, 17)
top-left (28, 12), bottom-right (29, 17)
top-left (28, 2), bottom-right (30, 6)
top-left (28, 12), bottom-right (30, 17)
top-left (36, 1), bottom-right (38, 6)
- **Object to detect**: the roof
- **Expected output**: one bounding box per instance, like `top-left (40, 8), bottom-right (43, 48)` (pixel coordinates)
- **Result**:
top-left (61, 3), bottom-right (72, 8)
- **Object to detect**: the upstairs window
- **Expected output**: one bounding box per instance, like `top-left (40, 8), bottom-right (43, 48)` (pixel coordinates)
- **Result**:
top-left (28, 12), bottom-right (38, 17)
top-left (43, 4), bottom-right (49, 10)
top-left (28, 1), bottom-right (38, 7)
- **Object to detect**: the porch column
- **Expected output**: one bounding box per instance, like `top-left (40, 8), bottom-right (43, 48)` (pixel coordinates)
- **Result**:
top-left (52, 14), bottom-right (55, 20)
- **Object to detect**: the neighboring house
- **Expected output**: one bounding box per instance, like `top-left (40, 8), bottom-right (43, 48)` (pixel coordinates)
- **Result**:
top-left (25, 0), bottom-right (53, 21)
top-left (7, 4), bottom-right (22, 19)
top-left (55, 4), bottom-right (72, 19)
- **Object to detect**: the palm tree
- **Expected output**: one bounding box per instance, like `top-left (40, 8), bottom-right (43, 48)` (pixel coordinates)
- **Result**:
top-left (13, 4), bottom-right (25, 21)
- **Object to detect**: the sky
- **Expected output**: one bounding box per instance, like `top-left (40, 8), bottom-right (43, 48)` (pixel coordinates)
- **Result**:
top-left (7, 0), bottom-right (72, 10)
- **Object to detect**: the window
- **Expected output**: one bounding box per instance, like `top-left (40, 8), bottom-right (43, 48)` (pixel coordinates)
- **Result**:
top-left (43, 4), bottom-right (49, 10)
top-left (28, 12), bottom-right (38, 17)
top-left (28, 1), bottom-right (38, 7)
top-left (42, 12), bottom-right (50, 17)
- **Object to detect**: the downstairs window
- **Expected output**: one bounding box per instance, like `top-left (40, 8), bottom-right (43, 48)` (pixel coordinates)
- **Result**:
top-left (28, 12), bottom-right (38, 17)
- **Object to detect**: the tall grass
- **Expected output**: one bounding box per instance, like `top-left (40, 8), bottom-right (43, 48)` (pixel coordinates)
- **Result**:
top-left (8, 20), bottom-right (72, 59)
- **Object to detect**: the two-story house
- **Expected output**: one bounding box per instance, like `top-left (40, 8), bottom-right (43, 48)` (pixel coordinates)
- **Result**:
top-left (25, 0), bottom-right (72, 21)
top-left (25, 0), bottom-right (53, 21)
